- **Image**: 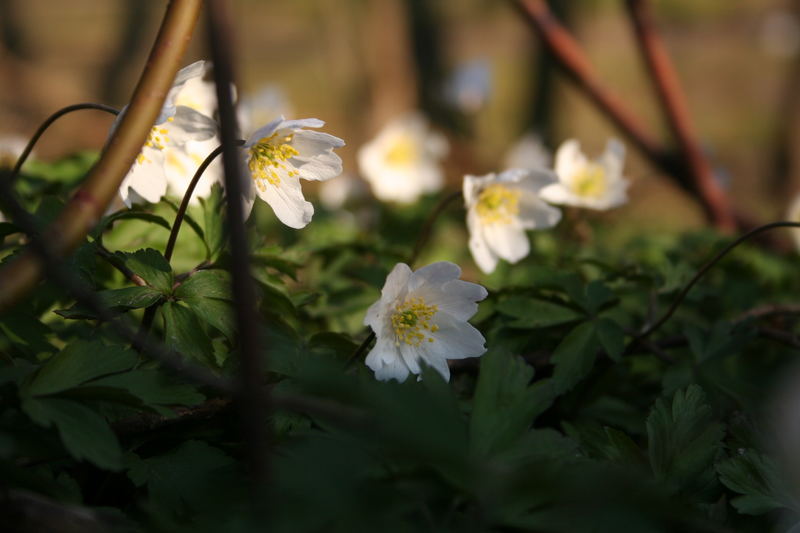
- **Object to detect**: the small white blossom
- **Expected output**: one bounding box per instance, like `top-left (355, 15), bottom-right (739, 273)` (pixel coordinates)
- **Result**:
top-left (539, 138), bottom-right (629, 210)
top-left (364, 261), bottom-right (487, 382)
top-left (503, 133), bottom-right (551, 171)
top-left (357, 112), bottom-right (448, 204)
top-left (464, 169), bottom-right (561, 274)
top-left (117, 60), bottom-right (218, 207)
top-left (242, 116), bottom-right (344, 228)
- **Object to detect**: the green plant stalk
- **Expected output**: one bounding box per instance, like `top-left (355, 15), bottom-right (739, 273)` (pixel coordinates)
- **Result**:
top-left (0, 0), bottom-right (203, 313)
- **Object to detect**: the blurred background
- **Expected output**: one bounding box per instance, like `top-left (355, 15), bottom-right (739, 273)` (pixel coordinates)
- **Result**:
top-left (1, 0), bottom-right (799, 233)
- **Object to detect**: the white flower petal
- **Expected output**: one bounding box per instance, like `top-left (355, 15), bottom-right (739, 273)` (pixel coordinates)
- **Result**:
top-left (484, 221), bottom-right (530, 264)
top-left (293, 151), bottom-right (343, 182)
top-left (426, 313), bottom-right (486, 360)
top-left (467, 208), bottom-right (499, 274)
top-left (554, 139), bottom-right (585, 182)
top-left (600, 137), bottom-right (626, 179)
top-left (246, 116), bottom-right (285, 146)
top-left (408, 261), bottom-right (461, 292)
top-left (254, 173), bottom-right (314, 229)
top-left (539, 182), bottom-right (576, 206)
top-left (380, 263), bottom-right (412, 303)
top-left (423, 279), bottom-right (487, 321)
top-left (366, 337), bottom-right (410, 383)
top-left (516, 193), bottom-right (562, 230)
top-left (120, 149), bottom-right (167, 206)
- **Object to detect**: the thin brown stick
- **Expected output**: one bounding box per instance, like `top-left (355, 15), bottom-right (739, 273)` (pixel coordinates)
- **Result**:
top-left (0, 0), bottom-right (203, 313)
top-left (94, 243), bottom-right (147, 287)
top-left (625, 0), bottom-right (735, 231)
top-left (207, 0), bottom-right (269, 493)
top-left (511, 0), bottom-right (676, 176)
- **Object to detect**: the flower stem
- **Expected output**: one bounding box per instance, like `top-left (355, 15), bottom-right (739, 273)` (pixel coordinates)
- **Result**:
top-left (630, 221), bottom-right (800, 349)
top-left (6, 103), bottom-right (119, 186)
top-left (0, 0), bottom-right (203, 313)
top-left (163, 140), bottom-right (244, 263)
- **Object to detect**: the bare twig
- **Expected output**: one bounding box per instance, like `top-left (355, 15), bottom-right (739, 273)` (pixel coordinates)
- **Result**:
top-left (0, 0), bottom-right (203, 313)
top-left (206, 0), bottom-right (269, 492)
top-left (625, 0), bottom-right (735, 231)
top-left (6, 103), bottom-right (119, 185)
top-left (94, 242), bottom-right (147, 287)
top-left (733, 303), bottom-right (800, 325)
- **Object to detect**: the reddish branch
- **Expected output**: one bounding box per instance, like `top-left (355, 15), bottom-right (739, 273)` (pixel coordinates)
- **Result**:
top-left (625, 0), bottom-right (736, 231)
top-left (511, 0), bottom-right (737, 230)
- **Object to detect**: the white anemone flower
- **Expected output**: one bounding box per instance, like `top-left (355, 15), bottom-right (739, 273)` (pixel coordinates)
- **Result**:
top-left (242, 116), bottom-right (344, 228)
top-left (503, 132), bottom-right (551, 171)
top-left (364, 261), bottom-right (487, 382)
top-left (539, 138), bottom-right (629, 210)
top-left (464, 169), bottom-right (562, 274)
top-left (117, 60), bottom-right (218, 207)
top-left (357, 112), bottom-right (448, 203)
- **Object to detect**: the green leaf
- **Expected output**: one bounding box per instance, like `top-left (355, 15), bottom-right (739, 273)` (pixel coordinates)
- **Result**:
top-left (175, 269), bottom-right (232, 301)
top-left (115, 248), bottom-right (173, 292)
top-left (200, 183), bottom-right (225, 259)
top-left (92, 210), bottom-right (171, 240)
top-left (0, 312), bottom-right (55, 358)
top-left (646, 385), bottom-right (724, 499)
top-left (126, 440), bottom-right (239, 514)
top-left (717, 449), bottom-right (793, 515)
top-left (496, 296), bottom-right (583, 329)
top-left (550, 321), bottom-right (597, 393)
top-left (27, 340), bottom-right (137, 396)
top-left (160, 302), bottom-right (216, 367)
top-left (163, 198), bottom-right (209, 258)
top-left (90, 369), bottom-right (205, 409)
top-left (22, 397), bottom-right (122, 470)
top-left (584, 280), bottom-right (616, 314)
top-left (603, 427), bottom-right (647, 466)
top-left (55, 286), bottom-right (163, 319)
top-left (187, 297), bottom-right (236, 341)
top-left (596, 317), bottom-right (625, 362)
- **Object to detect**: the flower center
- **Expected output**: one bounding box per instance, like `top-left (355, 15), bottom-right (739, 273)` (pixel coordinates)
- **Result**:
top-left (136, 118), bottom-right (173, 165)
top-left (391, 297), bottom-right (439, 346)
top-left (570, 163), bottom-right (607, 198)
top-left (384, 135), bottom-right (418, 167)
top-left (248, 132), bottom-right (300, 192)
top-left (476, 184), bottom-right (520, 224)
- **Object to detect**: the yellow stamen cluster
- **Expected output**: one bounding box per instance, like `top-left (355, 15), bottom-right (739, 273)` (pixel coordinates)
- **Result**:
top-left (136, 119), bottom-right (173, 165)
top-left (476, 184), bottom-right (521, 224)
top-left (248, 133), bottom-right (300, 192)
top-left (391, 297), bottom-right (439, 346)
top-left (570, 163), bottom-right (607, 198)
top-left (384, 135), bottom-right (418, 167)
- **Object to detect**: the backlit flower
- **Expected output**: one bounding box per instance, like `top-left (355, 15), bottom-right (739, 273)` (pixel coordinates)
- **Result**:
top-left (539, 138), bottom-right (628, 210)
top-left (364, 261), bottom-right (487, 382)
top-left (117, 60), bottom-right (218, 207)
top-left (357, 113), bottom-right (448, 203)
top-left (503, 133), bottom-right (551, 171)
top-left (464, 168), bottom-right (561, 274)
top-left (243, 116), bottom-right (344, 228)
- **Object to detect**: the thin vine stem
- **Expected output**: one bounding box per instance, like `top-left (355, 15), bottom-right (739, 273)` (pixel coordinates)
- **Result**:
top-left (349, 189), bottom-right (464, 365)
top-left (6, 103), bottom-right (120, 186)
top-left (163, 140), bottom-right (244, 263)
top-left (630, 221), bottom-right (800, 349)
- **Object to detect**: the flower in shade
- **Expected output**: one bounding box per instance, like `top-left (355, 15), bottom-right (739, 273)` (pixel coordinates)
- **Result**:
top-left (357, 112), bottom-right (448, 203)
top-left (117, 60), bottom-right (218, 207)
top-left (364, 261), bottom-right (487, 382)
top-left (242, 116), bottom-right (344, 228)
top-left (503, 132), bottom-right (551, 171)
top-left (539, 138), bottom-right (628, 210)
top-left (464, 168), bottom-right (561, 274)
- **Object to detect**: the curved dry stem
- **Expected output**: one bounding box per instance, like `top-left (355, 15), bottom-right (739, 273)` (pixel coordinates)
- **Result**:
top-left (630, 221), bottom-right (800, 349)
top-left (163, 141), bottom-right (244, 263)
top-left (0, 0), bottom-right (203, 313)
top-left (7, 103), bottom-right (119, 185)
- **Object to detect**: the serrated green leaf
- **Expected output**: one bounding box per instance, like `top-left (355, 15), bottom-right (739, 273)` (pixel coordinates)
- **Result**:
top-left (647, 385), bottom-right (724, 499)
top-left (116, 248), bottom-right (173, 292)
top-left (551, 321), bottom-right (597, 393)
top-left (27, 340), bottom-right (137, 396)
top-left (22, 397), bottom-right (122, 470)
top-left (175, 269), bottom-right (232, 301)
top-left (603, 427), bottom-right (647, 466)
top-left (200, 183), bottom-right (225, 259)
top-left (90, 369), bottom-right (205, 409)
top-left (717, 449), bottom-right (793, 515)
top-left (496, 296), bottom-right (583, 329)
top-left (160, 302), bottom-right (216, 367)
top-left (55, 286), bottom-right (163, 319)
top-left (596, 317), bottom-right (625, 362)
